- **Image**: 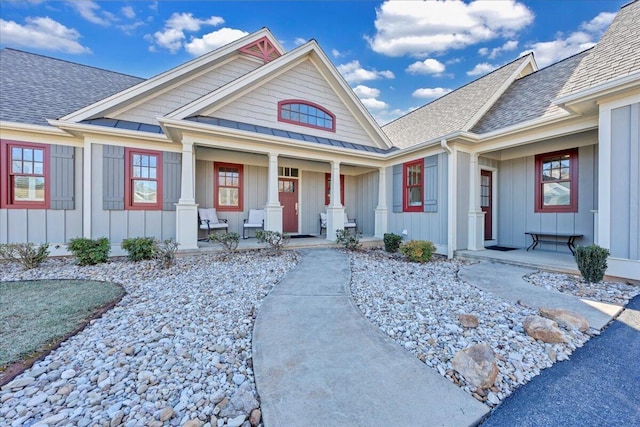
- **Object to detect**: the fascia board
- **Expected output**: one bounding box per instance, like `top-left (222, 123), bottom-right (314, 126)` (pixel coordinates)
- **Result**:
top-left (554, 71), bottom-right (640, 108)
top-left (48, 120), bottom-right (172, 144)
top-left (1, 120), bottom-right (71, 137)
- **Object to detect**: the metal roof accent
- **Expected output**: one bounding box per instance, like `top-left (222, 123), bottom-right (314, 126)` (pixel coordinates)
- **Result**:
top-left (80, 118), bottom-right (164, 134)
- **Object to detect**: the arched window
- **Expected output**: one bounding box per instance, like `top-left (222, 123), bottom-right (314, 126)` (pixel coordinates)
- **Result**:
top-left (278, 100), bottom-right (336, 132)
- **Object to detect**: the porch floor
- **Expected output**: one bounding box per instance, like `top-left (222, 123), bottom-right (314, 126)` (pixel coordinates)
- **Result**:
top-left (455, 248), bottom-right (579, 275)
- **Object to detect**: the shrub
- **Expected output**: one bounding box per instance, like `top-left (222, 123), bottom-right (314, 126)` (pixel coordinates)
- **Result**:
top-left (121, 237), bottom-right (157, 262)
top-left (255, 230), bottom-right (289, 255)
top-left (155, 239), bottom-right (179, 269)
top-left (575, 244), bottom-right (610, 283)
top-left (209, 232), bottom-right (240, 253)
top-left (336, 229), bottom-right (362, 251)
top-left (400, 240), bottom-right (436, 263)
top-left (0, 243), bottom-right (49, 270)
top-left (67, 237), bottom-right (110, 266)
top-left (383, 233), bottom-right (403, 253)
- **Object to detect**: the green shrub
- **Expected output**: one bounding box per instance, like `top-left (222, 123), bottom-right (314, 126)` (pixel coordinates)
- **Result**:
top-left (121, 237), bottom-right (157, 262)
top-left (255, 230), bottom-right (289, 255)
top-left (209, 232), bottom-right (240, 253)
top-left (383, 233), bottom-right (403, 253)
top-left (336, 229), bottom-right (362, 251)
top-left (67, 237), bottom-right (110, 265)
top-left (400, 240), bottom-right (436, 263)
top-left (575, 244), bottom-right (610, 283)
top-left (155, 239), bottom-right (179, 269)
top-left (0, 243), bottom-right (49, 270)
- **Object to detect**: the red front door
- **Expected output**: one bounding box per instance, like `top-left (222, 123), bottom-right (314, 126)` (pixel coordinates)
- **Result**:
top-left (279, 178), bottom-right (298, 233)
top-left (480, 170), bottom-right (492, 240)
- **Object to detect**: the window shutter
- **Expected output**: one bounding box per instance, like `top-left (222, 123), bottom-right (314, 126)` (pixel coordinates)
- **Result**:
top-left (103, 145), bottom-right (125, 210)
top-left (162, 152), bottom-right (182, 211)
top-left (392, 164), bottom-right (402, 213)
top-left (423, 155), bottom-right (438, 212)
top-left (50, 145), bottom-right (74, 210)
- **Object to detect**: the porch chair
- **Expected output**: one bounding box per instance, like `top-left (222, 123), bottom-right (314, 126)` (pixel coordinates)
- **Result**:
top-left (198, 208), bottom-right (228, 241)
top-left (243, 209), bottom-right (265, 239)
top-left (319, 212), bottom-right (357, 235)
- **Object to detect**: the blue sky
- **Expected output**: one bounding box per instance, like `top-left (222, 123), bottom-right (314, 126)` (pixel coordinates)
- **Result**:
top-left (0, 0), bottom-right (627, 124)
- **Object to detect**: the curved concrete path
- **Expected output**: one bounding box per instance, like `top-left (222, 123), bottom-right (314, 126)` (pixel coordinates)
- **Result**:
top-left (253, 249), bottom-right (488, 427)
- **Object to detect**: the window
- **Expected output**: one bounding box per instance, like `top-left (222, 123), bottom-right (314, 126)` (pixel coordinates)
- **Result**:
top-left (325, 173), bottom-right (344, 205)
top-left (215, 163), bottom-right (243, 212)
top-left (278, 100), bottom-right (336, 132)
top-left (403, 159), bottom-right (423, 212)
top-left (535, 148), bottom-right (578, 213)
top-left (1, 141), bottom-right (49, 209)
top-left (125, 148), bottom-right (162, 210)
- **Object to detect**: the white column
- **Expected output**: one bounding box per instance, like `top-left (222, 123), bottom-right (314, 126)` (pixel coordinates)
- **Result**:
top-left (467, 153), bottom-right (485, 250)
top-left (326, 160), bottom-right (345, 241)
top-left (264, 153), bottom-right (283, 233)
top-left (374, 167), bottom-right (388, 238)
top-left (82, 140), bottom-right (92, 238)
top-left (175, 141), bottom-right (198, 250)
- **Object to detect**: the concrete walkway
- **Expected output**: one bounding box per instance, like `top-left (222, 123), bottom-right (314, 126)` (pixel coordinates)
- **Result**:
top-left (458, 262), bottom-right (622, 330)
top-left (253, 249), bottom-right (489, 427)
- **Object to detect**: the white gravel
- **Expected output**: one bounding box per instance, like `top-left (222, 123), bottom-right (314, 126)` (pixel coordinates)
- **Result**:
top-left (0, 251), bottom-right (298, 427)
top-left (349, 249), bottom-right (597, 407)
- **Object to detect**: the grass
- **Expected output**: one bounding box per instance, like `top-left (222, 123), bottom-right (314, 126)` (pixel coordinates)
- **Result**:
top-left (0, 279), bottom-right (123, 370)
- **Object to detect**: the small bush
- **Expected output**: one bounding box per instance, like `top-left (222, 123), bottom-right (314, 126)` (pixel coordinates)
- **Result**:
top-left (0, 243), bottom-right (49, 270)
top-left (155, 239), bottom-right (179, 269)
top-left (336, 229), bottom-right (362, 251)
top-left (383, 233), bottom-right (403, 253)
top-left (121, 237), bottom-right (157, 262)
top-left (575, 244), bottom-right (610, 283)
top-left (67, 237), bottom-right (110, 266)
top-left (255, 230), bottom-right (289, 255)
top-left (400, 240), bottom-right (436, 263)
top-left (209, 232), bottom-right (240, 253)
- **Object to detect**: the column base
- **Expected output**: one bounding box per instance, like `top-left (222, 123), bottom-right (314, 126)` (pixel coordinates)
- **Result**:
top-left (467, 211), bottom-right (485, 251)
top-left (264, 205), bottom-right (283, 233)
top-left (176, 203), bottom-right (199, 250)
top-left (374, 208), bottom-right (388, 238)
top-left (326, 206), bottom-right (345, 241)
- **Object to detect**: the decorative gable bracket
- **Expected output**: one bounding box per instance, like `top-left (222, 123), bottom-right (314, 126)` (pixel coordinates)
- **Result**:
top-left (238, 36), bottom-right (282, 63)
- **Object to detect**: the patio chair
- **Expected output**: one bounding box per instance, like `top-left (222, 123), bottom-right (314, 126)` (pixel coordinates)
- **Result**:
top-left (243, 209), bottom-right (265, 239)
top-left (319, 212), bottom-right (357, 235)
top-left (198, 208), bottom-right (228, 240)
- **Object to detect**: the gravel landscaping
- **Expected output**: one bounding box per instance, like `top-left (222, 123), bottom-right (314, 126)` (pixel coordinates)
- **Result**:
top-left (0, 251), bottom-right (298, 427)
top-left (348, 249), bottom-right (639, 408)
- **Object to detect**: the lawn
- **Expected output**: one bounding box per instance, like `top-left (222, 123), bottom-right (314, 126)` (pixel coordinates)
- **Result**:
top-left (0, 279), bottom-right (123, 370)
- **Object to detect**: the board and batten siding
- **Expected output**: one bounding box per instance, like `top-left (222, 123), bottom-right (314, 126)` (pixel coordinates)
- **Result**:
top-left (1, 146), bottom-right (83, 244)
top-left (386, 152), bottom-right (449, 246)
top-left (115, 57), bottom-right (260, 125)
top-left (300, 171), bottom-right (325, 235)
top-left (353, 171), bottom-right (378, 236)
top-left (91, 144), bottom-right (176, 242)
top-left (497, 144), bottom-right (597, 252)
top-left (610, 103), bottom-right (640, 261)
top-left (212, 59), bottom-right (375, 147)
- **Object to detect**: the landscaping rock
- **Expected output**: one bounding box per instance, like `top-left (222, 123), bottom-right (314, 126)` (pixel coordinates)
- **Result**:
top-left (451, 344), bottom-right (498, 389)
top-left (249, 408), bottom-right (261, 427)
top-left (2, 378), bottom-right (35, 391)
top-left (524, 316), bottom-right (566, 343)
top-left (459, 314), bottom-right (479, 328)
top-left (539, 307), bottom-right (589, 332)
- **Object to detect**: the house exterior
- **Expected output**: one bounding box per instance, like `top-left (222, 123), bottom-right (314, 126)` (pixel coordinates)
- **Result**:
top-left (1, 1), bottom-right (638, 280)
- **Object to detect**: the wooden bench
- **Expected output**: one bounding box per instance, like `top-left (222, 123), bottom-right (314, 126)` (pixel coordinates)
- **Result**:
top-left (525, 232), bottom-right (583, 256)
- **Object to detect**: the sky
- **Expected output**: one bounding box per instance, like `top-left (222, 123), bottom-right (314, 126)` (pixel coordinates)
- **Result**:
top-left (0, 0), bottom-right (629, 125)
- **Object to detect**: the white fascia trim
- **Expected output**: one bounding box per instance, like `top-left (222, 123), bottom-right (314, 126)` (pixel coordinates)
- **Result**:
top-left (48, 120), bottom-right (171, 143)
top-left (60, 29), bottom-right (279, 123)
top-left (554, 71), bottom-right (640, 107)
top-left (0, 120), bottom-right (71, 137)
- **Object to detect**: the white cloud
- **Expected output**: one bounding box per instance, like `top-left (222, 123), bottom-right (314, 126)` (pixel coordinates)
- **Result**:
top-left (467, 62), bottom-right (498, 76)
top-left (580, 12), bottom-right (616, 33)
top-left (184, 27), bottom-right (249, 56)
top-left (353, 85), bottom-right (381, 99)
top-left (406, 58), bottom-right (445, 75)
top-left (67, 0), bottom-right (113, 26)
top-left (367, 0), bottom-right (533, 57)
top-left (293, 37), bottom-right (306, 46)
top-left (331, 48), bottom-right (346, 58)
top-left (121, 6), bottom-right (135, 19)
top-left (0, 16), bottom-right (91, 54)
top-left (412, 87), bottom-right (452, 99)
top-left (117, 21), bottom-right (144, 34)
top-left (360, 97), bottom-right (388, 110)
top-left (479, 40), bottom-right (518, 59)
top-left (337, 60), bottom-right (395, 84)
top-left (166, 12), bottom-right (223, 32)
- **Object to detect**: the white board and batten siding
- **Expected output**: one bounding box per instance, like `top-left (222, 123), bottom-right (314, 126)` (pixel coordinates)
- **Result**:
top-left (497, 144), bottom-right (597, 252)
top-left (115, 57), bottom-right (260, 125)
top-left (300, 171), bottom-right (326, 235)
top-left (353, 171), bottom-right (379, 237)
top-left (1, 145), bottom-right (83, 244)
top-left (212, 60), bottom-right (376, 147)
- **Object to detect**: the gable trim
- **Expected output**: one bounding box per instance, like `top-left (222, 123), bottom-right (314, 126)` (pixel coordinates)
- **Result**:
top-left (238, 35), bottom-right (282, 63)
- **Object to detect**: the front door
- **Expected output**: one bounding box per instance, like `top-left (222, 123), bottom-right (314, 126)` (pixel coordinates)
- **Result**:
top-left (279, 178), bottom-right (298, 233)
top-left (480, 170), bottom-right (492, 240)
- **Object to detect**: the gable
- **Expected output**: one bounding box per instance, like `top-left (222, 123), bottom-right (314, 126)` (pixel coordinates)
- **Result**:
top-left (205, 59), bottom-right (377, 147)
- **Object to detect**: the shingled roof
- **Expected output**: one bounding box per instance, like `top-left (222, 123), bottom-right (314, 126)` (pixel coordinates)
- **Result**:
top-left (0, 48), bottom-right (144, 126)
top-left (382, 55), bottom-right (532, 148)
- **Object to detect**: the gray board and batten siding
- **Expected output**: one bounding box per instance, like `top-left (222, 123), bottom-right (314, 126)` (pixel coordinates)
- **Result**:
top-left (388, 152), bottom-right (448, 246)
top-left (610, 102), bottom-right (640, 261)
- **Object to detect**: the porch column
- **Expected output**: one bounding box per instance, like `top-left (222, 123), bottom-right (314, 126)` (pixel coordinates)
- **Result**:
top-left (326, 160), bottom-right (345, 241)
top-left (264, 152), bottom-right (283, 233)
top-left (175, 141), bottom-right (198, 250)
top-left (82, 140), bottom-right (92, 238)
top-left (374, 167), bottom-right (388, 238)
top-left (467, 153), bottom-right (484, 250)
